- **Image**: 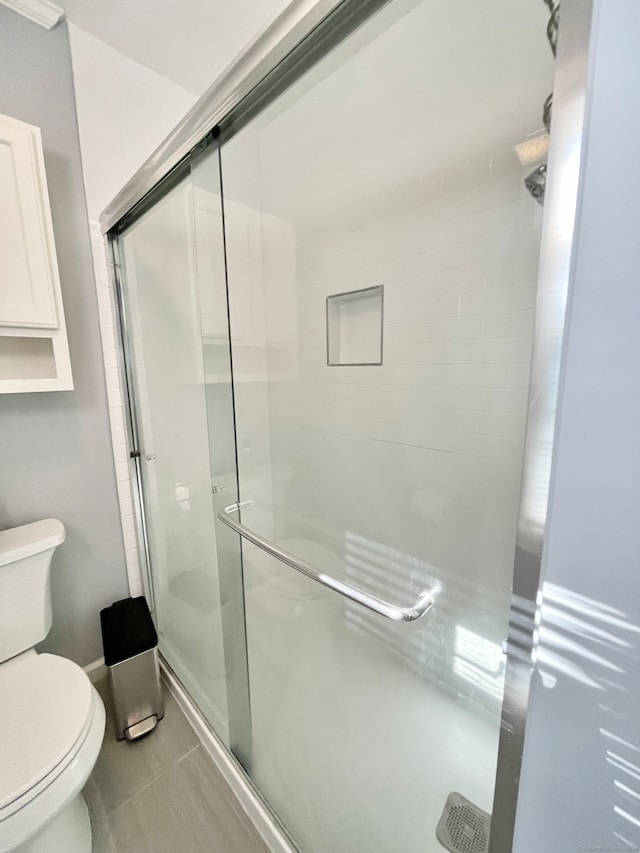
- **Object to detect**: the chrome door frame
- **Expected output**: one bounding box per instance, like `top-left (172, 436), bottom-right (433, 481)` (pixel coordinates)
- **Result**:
top-left (103, 0), bottom-right (597, 850)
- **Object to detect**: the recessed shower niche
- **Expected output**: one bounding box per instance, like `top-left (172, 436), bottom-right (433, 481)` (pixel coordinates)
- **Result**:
top-left (326, 285), bottom-right (383, 366)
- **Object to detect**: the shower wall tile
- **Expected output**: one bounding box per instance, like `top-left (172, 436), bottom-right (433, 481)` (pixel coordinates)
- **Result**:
top-left (259, 150), bottom-right (544, 667)
top-left (222, 200), bottom-right (298, 543)
top-left (89, 220), bottom-right (144, 597)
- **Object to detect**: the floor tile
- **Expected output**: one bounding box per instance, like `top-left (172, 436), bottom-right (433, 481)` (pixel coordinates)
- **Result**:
top-left (84, 678), bottom-right (198, 818)
top-left (101, 747), bottom-right (269, 853)
top-left (89, 814), bottom-right (117, 853)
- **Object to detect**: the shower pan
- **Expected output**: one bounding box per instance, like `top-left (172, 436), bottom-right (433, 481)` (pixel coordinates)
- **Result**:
top-left (104, 0), bottom-right (592, 851)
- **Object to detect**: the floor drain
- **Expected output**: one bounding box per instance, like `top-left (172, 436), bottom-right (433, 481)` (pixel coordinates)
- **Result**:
top-left (436, 792), bottom-right (491, 853)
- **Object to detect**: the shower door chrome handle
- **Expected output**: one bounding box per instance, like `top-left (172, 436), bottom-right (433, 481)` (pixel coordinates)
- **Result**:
top-left (218, 502), bottom-right (435, 623)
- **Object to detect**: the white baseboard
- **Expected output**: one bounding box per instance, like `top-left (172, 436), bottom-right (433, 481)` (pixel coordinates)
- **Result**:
top-left (83, 657), bottom-right (108, 684)
top-left (160, 658), bottom-right (297, 853)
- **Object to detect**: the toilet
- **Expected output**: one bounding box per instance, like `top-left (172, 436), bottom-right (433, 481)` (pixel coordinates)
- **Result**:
top-left (0, 519), bottom-right (105, 853)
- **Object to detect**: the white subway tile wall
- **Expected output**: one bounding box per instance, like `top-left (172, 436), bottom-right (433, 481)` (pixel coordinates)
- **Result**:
top-left (270, 155), bottom-right (540, 450)
top-left (89, 221), bottom-right (144, 598)
top-left (251, 139), bottom-right (547, 708)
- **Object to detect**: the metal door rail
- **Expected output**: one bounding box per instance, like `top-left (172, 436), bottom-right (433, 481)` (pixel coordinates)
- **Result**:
top-left (218, 502), bottom-right (434, 622)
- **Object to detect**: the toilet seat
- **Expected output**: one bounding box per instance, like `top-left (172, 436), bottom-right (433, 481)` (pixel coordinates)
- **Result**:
top-left (0, 653), bottom-right (105, 851)
top-left (0, 652), bottom-right (93, 816)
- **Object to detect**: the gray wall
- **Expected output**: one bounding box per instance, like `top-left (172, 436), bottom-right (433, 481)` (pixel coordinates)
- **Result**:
top-left (513, 1), bottom-right (640, 850)
top-left (0, 7), bottom-right (129, 666)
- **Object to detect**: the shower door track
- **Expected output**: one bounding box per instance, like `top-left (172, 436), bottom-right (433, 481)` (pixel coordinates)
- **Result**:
top-left (104, 1), bottom-right (597, 851)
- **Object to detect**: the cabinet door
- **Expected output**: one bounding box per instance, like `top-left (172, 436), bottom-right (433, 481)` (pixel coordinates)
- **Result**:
top-left (0, 114), bottom-right (58, 328)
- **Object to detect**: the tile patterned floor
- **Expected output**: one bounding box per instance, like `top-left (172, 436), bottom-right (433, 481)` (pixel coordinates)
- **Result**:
top-left (84, 679), bottom-right (269, 853)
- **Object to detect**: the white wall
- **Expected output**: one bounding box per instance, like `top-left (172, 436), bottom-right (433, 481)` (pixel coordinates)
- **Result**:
top-left (68, 24), bottom-right (196, 222)
top-left (62, 0), bottom-right (293, 95)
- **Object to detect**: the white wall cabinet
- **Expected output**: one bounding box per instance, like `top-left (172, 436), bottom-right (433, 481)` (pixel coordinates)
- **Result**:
top-left (0, 113), bottom-right (73, 392)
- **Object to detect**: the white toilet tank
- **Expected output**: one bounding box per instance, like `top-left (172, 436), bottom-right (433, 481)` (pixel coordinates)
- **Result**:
top-left (0, 518), bottom-right (65, 663)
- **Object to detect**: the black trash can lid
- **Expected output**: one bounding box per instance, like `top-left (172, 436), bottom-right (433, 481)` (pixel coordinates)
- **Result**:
top-left (100, 596), bottom-right (158, 666)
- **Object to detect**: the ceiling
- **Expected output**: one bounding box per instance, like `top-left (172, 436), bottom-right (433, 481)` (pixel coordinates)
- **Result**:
top-left (59, 0), bottom-right (292, 94)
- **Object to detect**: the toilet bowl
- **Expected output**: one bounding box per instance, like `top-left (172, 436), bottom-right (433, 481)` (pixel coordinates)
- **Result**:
top-left (0, 519), bottom-right (106, 853)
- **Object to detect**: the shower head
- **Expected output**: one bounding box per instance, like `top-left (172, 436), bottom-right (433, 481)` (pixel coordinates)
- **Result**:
top-left (525, 164), bottom-right (547, 205)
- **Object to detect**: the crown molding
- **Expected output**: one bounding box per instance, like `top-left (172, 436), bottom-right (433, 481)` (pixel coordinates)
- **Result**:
top-left (0, 0), bottom-right (64, 29)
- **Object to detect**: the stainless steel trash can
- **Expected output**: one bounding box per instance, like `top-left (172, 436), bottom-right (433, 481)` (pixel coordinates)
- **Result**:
top-left (100, 596), bottom-right (164, 741)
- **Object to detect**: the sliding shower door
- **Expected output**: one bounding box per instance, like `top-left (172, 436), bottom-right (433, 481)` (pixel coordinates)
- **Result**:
top-left (117, 164), bottom-right (251, 753)
top-left (115, 0), bottom-right (556, 849)
top-left (212, 0), bottom-right (553, 850)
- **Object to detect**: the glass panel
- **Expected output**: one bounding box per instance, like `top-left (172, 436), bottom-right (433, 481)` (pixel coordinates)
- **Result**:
top-left (119, 172), bottom-right (236, 744)
top-left (190, 150), bottom-right (253, 762)
top-left (219, 0), bottom-right (553, 850)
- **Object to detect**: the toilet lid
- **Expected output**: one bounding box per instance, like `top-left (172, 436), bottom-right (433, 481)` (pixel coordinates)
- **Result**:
top-left (0, 653), bottom-right (93, 811)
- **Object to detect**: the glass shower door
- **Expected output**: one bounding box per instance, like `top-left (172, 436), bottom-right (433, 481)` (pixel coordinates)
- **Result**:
top-left (212, 0), bottom-right (554, 850)
top-left (118, 167), bottom-right (245, 748)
